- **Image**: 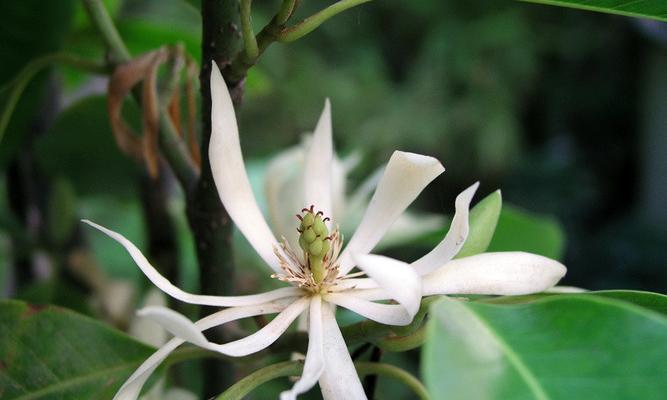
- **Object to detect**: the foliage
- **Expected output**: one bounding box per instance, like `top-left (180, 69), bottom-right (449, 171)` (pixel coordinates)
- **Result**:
top-left (0, 0), bottom-right (666, 399)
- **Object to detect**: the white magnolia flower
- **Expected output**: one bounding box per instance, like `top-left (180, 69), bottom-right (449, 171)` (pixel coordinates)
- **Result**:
top-left (264, 137), bottom-right (446, 251)
top-left (84, 62), bottom-right (566, 400)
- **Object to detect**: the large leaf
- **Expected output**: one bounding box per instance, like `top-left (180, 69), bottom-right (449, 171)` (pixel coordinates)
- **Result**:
top-left (520, 0), bottom-right (667, 22)
top-left (487, 205), bottom-right (565, 260)
top-left (422, 292), bottom-right (667, 399)
top-left (0, 300), bottom-right (155, 399)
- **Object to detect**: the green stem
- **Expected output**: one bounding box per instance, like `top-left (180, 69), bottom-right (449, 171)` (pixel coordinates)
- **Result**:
top-left (240, 0), bottom-right (258, 59)
top-left (275, 0), bottom-right (298, 25)
top-left (375, 323), bottom-right (427, 352)
top-left (355, 362), bottom-right (431, 400)
top-left (278, 0), bottom-right (373, 42)
top-left (81, 0), bottom-right (131, 63)
top-left (214, 360), bottom-right (430, 400)
top-left (0, 53), bottom-right (106, 145)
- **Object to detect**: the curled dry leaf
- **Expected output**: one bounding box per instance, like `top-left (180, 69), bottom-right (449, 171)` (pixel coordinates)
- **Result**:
top-left (141, 48), bottom-right (168, 178)
top-left (107, 46), bottom-right (200, 178)
top-left (107, 48), bottom-right (169, 178)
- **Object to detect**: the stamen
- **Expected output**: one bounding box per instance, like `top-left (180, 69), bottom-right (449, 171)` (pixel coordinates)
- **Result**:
top-left (296, 214), bottom-right (303, 221)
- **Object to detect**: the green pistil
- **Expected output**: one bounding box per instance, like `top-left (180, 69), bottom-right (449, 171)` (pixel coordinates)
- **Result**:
top-left (298, 208), bottom-right (331, 284)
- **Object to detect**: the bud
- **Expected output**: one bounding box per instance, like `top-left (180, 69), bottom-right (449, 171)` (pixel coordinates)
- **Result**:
top-left (297, 207), bottom-right (330, 284)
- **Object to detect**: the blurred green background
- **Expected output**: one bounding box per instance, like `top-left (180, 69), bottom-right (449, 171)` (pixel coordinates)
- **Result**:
top-left (1, 0), bottom-right (666, 397)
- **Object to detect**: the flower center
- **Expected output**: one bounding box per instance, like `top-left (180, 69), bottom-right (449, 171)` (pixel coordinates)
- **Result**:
top-left (297, 206), bottom-right (331, 284)
top-left (271, 205), bottom-right (344, 293)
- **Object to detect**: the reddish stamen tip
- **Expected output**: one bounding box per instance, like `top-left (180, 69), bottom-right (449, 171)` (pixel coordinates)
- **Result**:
top-left (323, 217), bottom-right (330, 222)
top-left (301, 207), bottom-right (310, 213)
top-left (296, 214), bottom-right (303, 221)
top-left (297, 228), bottom-right (303, 233)
top-left (316, 211), bottom-right (324, 217)
top-left (309, 205), bottom-right (314, 212)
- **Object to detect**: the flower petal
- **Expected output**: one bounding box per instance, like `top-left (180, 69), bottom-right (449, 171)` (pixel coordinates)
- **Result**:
top-left (344, 288), bottom-right (391, 301)
top-left (422, 251), bottom-right (567, 296)
top-left (330, 278), bottom-right (379, 292)
top-left (303, 99), bottom-right (334, 222)
top-left (325, 292), bottom-right (413, 326)
top-left (156, 297), bottom-right (308, 357)
top-left (281, 295), bottom-right (325, 400)
top-left (318, 302), bottom-right (367, 400)
top-left (83, 219), bottom-right (301, 306)
top-left (114, 338), bottom-right (182, 400)
top-left (114, 302), bottom-right (286, 400)
top-left (412, 182), bottom-right (479, 275)
top-left (338, 151), bottom-right (445, 274)
top-left (205, 297), bottom-right (308, 356)
top-left (209, 62), bottom-right (281, 272)
top-left (265, 145), bottom-right (304, 242)
top-left (353, 253), bottom-right (421, 318)
top-left (137, 306), bottom-right (209, 346)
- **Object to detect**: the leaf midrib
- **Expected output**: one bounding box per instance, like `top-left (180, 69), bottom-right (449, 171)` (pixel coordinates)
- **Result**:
top-left (464, 305), bottom-right (551, 400)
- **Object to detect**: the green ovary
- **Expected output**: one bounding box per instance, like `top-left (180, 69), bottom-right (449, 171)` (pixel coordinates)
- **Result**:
top-left (298, 210), bottom-right (331, 284)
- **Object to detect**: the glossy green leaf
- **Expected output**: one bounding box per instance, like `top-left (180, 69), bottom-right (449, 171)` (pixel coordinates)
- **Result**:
top-left (0, 300), bottom-right (155, 399)
top-left (422, 293), bottom-right (667, 399)
top-left (487, 205), bottom-right (565, 260)
top-left (519, 0), bottom-right (667, 22)
top-left (456, 190), bottom-right (502, 258)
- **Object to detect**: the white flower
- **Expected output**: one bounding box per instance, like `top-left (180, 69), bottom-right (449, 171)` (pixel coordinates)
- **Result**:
top-left (263, 136), bottom-right (446, 251)
top-left (84, 62), bottom-right (566, 400)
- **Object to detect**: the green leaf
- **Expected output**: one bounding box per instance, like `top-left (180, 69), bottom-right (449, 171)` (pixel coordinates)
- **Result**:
top-left (456, 190), bottom-right (502, 258)
top-left (487, 205), bottom-right (565, 260)
top-left (519, 0), bottom-right (667, 22)
top-left (422, 293), bottom-right (667, 399)
top-left (0, 300), bottom-right (155, 399)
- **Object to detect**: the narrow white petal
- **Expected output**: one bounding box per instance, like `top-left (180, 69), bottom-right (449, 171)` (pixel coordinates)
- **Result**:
top-left (318, 303), bottom-right (367, 400)
top-left (545, 285), bottom-right (587, 293)
top-left (412, 182), bottom-right (479, 275)
top-left (281, 296), bottom-right (325, 400)
top-left (83, 219), bottom-right (301, 306)
top-left (422, 252), bottom-right (567, 296)
top-left (331, 151), bottom-right (349, 222)
top-left (114, 338), bottom-right (182, 400)
top-left (137, 307), bottom-right (208, 346)
top-left (339, 151), bottom-right (445, 274)
top-left (203, 297), bottom-right (309, 357)
top-left (330, 278), bottom-right (379, 292)
top-left (209, 62), bottom-right (282, 272)
top-left (353, 254), bottom-right (421, 318)
top-left (265, 145), bottom-right (305, 242)
top-left (345, 288), bottom-right (392, 301)
top-left (303, 99), bottom-right (334, 221)
top-left (325, 292), bottom-right (412, 326)
top-left (114, 302), bottom-right (286, 400)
